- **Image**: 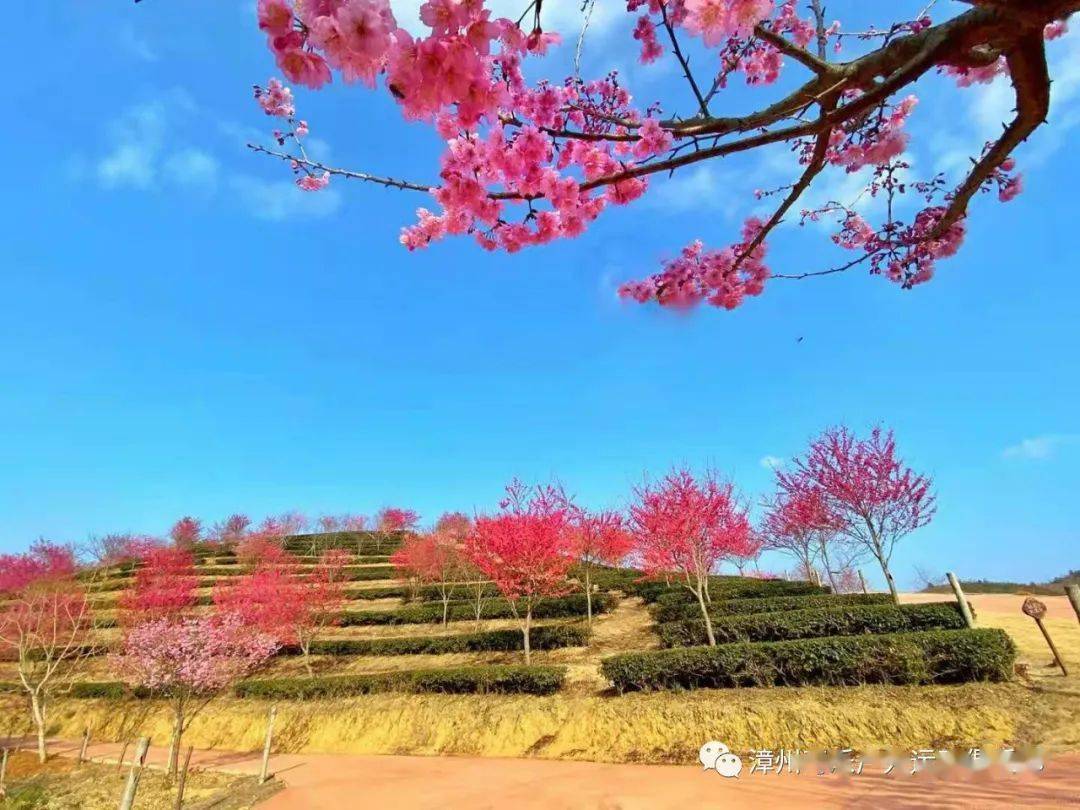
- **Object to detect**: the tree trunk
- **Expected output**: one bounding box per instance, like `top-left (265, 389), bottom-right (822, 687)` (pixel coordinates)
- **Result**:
top-left (693, 586), bottom-right (717, 646)
top-left (818, 539), bottom-right (838, 592)
top-left (874, 553), bottom-right (900, 604)
top-left (522, 608), bottom-right (532, 665)
top-left (168, 702), bottom-right (183, 777)
top-left (584, 567), bottom-right (593, 627)
top-left (30, 693), bottom-right (47, 764)
top-left (442, 595), bottom-right (450, 626)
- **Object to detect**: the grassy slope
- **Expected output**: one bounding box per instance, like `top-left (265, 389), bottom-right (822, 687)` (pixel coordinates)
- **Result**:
top-left (40, 596), bottom-right (1080, 764)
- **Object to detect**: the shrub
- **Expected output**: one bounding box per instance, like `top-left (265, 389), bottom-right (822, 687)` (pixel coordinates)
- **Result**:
top-left (337, 594), bottom-right (616, 626)
top-left (630, 578), bottom-right (827, 604)
top-left (656, 602), bottom-right (966, 647)
top-left (236, 665), bottom-right (566, 698)
top-left (650, 592), bottom-right (893, 623)
top-left (282, 623), bottom-right (589, 656)
top-left (283, 532), bottom-right (405, 555)
top-left (601, 628), bottom-right (1015, 692)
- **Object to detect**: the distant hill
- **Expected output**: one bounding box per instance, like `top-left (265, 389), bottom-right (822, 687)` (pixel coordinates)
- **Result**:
top-left (922, 571), bottom-right (1077, 596)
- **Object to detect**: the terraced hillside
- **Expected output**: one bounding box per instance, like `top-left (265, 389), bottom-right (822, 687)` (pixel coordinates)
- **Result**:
top-left (4, 530), bottom-right (1062, 764)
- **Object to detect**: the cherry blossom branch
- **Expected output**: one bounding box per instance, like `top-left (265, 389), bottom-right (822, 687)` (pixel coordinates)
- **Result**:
top-left (247, 143), bottom-right (433, 192)
top-left (659, 2), bottom-right (710, 117)
top-left (931, 31), bottom-right (1050, 235)
top-left (752, 24), bottom-right (834, 74)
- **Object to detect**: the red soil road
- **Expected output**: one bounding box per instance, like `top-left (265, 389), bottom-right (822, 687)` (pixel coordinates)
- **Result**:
top-left (42, 740), bottom-right (1080, 809)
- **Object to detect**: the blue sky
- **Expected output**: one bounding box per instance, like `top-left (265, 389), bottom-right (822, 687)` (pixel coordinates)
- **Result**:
top-left (3, 2), bottom-right (1077, 587)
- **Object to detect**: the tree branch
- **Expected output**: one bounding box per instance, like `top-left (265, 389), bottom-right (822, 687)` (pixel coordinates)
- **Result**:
top-left (659, 2), bottom-right (710, 117)
top-left (753, 24), bottom-right (835, 75)
top-left (247, 144), bottom-right (434, 193)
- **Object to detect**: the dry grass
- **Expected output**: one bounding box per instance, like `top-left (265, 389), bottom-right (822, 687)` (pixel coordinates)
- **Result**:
top-left (0, 750), bottom-right (278, 809)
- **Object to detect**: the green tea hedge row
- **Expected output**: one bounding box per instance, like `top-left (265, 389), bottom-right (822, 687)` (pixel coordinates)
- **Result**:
top-left (630, 578), bottom-right (828, 604)
top-left (650, 592), bottom-right (893, 623)
top-left (656, 602), bottom-right (966, 646)
top-left (283, 623), bottom-right (589, 656)
top-left (338, 594), bottom-right (616, 626)
top-left (236, 664), bottom-right (567, 698)
top-left (601, 628), bottom-right (1016, 691)
top-left (283, 531), bottom-right (404, 554)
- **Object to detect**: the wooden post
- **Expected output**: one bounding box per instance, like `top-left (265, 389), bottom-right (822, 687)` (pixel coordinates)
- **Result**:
top-left (173, 746), bottom-right (194, 810)
top-left (78, 728), bottom-right (91, 766)
top-left (1066, 585), bottom-right (1080, 625)
top-left (1022, 597), bottom-right (1068, 677)
top-left (259, 706), bottom-right (277, 785)
top-left (118, 736), bottom-right (150, 810)
top-left (857, 570), bottom-right (869, 595)
top-left (1, 748), bottom-right (9, 797)
top-left (946, 572), bottom-right (975, 628)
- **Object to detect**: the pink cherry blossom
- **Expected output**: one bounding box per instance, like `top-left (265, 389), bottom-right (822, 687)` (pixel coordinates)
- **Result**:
top-left (297, 171), bottom-right (331, 190)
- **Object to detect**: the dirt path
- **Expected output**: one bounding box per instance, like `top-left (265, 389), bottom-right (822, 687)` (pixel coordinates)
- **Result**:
top-left (40, 739), bottom-right (1080, 809)
top-left (901, 592), bottom-right (1077, 621)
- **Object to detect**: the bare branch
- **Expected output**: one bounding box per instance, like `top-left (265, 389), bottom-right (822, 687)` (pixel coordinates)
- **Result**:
top-left (659, 2), bottom-right (710, 117)
top-left (247, 144), bottom-right (434, 193)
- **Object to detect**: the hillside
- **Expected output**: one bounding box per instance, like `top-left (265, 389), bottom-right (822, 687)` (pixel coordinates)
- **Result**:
top-left (922, 570), bottom-right (1079, 596)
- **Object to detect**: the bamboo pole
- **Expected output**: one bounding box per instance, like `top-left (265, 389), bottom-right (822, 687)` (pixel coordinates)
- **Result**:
top-left (1035, 618), bottom-right (1069, 676)
top-left (857, 570), bottom-right (869, 595)
top-left (174, 746), bottom-right (194, 810)
top-left (118, 737), bottom-right (150, 810)
top-left (1066, 585), bottom-right (1080, 625)
top-left (115, 740), bottom-right (130, 774)
top-left (946, 572), bottom-right (976, 628)
top-left (259, 706), bottom-right (277, 785)
top-left (78, 728), bottom-right (90, 766)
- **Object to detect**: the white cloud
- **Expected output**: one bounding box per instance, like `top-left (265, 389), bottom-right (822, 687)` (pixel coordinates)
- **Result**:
top-left (118, 25), bottom-right (158, 62)
top-left (647, 165), bottom-right (743, 218)
top-left (229, 175), bottom-right (343, 221)
top-left (1002, 434), bottom-right (1078, 460)
top-left (88, 92), bottom-right (340, 222)
top-left (760, 455), bottom-right (784, 470)
top-left (164, 148), bottom-right (220, 193)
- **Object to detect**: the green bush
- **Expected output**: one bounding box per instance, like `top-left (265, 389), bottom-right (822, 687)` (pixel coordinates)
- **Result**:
top-left (70, 681), bottom-right (131, 699)
top-left (283, 531), bottom-right (404, 555)
top-left (236, 665), bottom-right (566, 698)
top-left (204, 565), bottom-right (395, 581)
top-left (650, 592), bottom-right (893, 623)
top-left (601, 628), bottom-right (1015, 692)
top-left (337, 594), bottom-right (616, 626)
top-left (284, 623), bottom-right (589, 656)
top-left (656, 602), bottom-right (966, 647)
top-left (630, 578), bottom-right (828, 604)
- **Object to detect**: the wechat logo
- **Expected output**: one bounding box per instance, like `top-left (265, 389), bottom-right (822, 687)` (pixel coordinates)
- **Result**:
top-left (699, 741), bottom-right (743, 778)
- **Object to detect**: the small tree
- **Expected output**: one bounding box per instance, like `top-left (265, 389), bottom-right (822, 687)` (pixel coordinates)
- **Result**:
top-left (783, 426), bottom-right (936, 603)
top-left (118, 546), bottom-right (198, 624)
top-left (211, 513), bottom-right (251, 544)
top-left (391, 533), bottom-right (465, 625)
top-left (434, 512), bottom-right (471, 540)
top-left (114, 612), bottom-right (278, 776)
top-left (569, 509), bottom-right (632, 626)
top-left (0, 542), bottom-right (96, 763)
top-left (169, 517), bottom-right (203, 549)
top-left (465, 481), bottom-right (573, 664)
top-left (214, 550), bottom-right (347, 677)
top-left (375, 507), bottom-right (420, 552)
top-left (761, 484), bottom-right (847, 589)
top-left (628, 469), bottom-right (753, 646)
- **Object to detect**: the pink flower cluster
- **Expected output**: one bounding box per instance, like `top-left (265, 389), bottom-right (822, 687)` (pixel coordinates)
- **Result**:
top-left (297, 171), bottom-right (331, 191)
top-left (255, 77), bottom-right (296, 117)
top-left (115, 613), bottom-right (279, 694)
top-left (681, 0), bottom-right (775, 46)
top-left (618, 218), bottom-right (770, 309)
top-left (633, 15), bottom-right (664, 64)
top-left (818, 95), bottom-right (917, 173)
top-left (943, 19), bottom-right (1068, 86)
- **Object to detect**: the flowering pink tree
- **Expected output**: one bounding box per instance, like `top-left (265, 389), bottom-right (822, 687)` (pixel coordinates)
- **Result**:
top-left (780, 426), bottom-right (936, 602)
top-left (391, 532), bottom-right (466, 624)
top-left (169, 516), bottom-right (203, 549)
top-left (214, 550), bottom-right (348, 676)
top-left (465, 481), bottom-right (574, 662)
top-left (761, 483), bottom-right (847, 588)
top-left (0, 542), bottom-right (95, 763)
top-left (113, 612), bottom-right (278, 775)
top-left (119, 546), bottom-right (199, 625)
top-left (730, 532), bottom-right (765, 576)
top-left (628, 469), bottom-right (753, 646)
top-left (376, 507), bottom-right (420, 534)
top-left (434, 511), bottom-right (472, 541)
top-left (244, 0), bottom-right (1073, 310)
top-left (569, 509), bottom-right (632, 626)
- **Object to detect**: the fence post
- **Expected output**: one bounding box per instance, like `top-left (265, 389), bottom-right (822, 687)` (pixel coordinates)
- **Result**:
top-left (1023, 598), bottom-right (1068, 676)
top-left (118, 737), bottom-right (150, 810)
top-left (173, 746), bottom-right (194, 810)
top-left (946, 572), bottom-right (975, 628)
top-left (259, 706), bottom-right (277, 785)
top-left (1, 748), bottom-right (9, 797)
top-left (78, 728), bottom-right (91, 766)
top-left (1066, 585), bottom-right (1080, 625)
top-left (857, 570), bottom-right (869, 595)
